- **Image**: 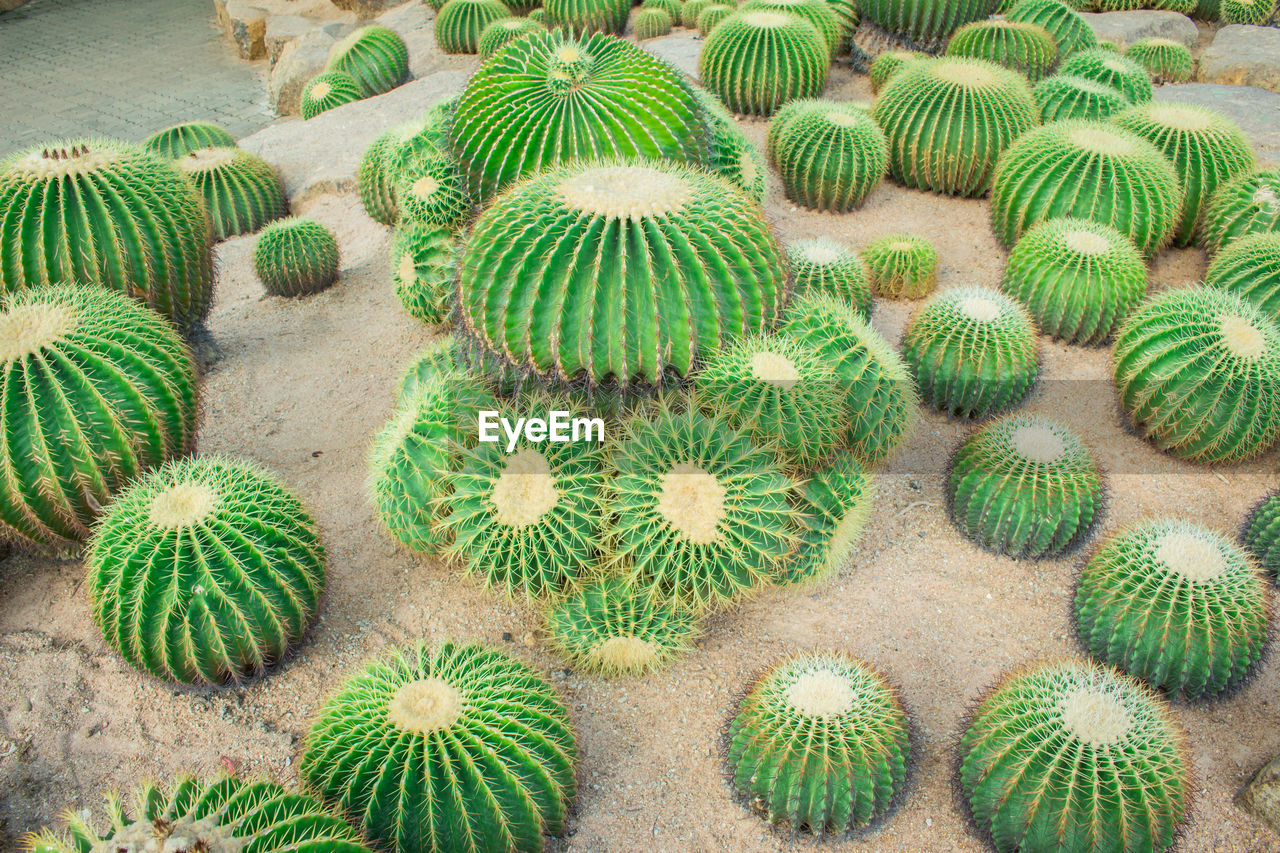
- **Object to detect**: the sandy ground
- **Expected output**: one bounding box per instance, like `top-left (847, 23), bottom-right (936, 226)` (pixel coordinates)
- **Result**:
top-left (1, 58), bottom-right (1279, 853)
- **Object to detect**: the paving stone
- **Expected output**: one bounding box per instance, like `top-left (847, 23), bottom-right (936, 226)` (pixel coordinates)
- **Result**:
top-left (1199, 24), bottom-right (1280, 95)
top-left (641, 32), bottom-right (702, 79)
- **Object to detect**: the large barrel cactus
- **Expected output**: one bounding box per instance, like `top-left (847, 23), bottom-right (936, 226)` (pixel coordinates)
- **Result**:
top-left (857, 0), bottom-right (999, 47)
top-left (143, 121), bottom-right (236, 159)
top-left (1058, 48), bottom-right (1152, 103)
top-left (1033, 74), bottom-right (1131, 123)
top-left (945, 19), bottom-right (1058, 81)
top-left (1006, 0), bottom-right (1097, 58)
top-left (1244, 490), bottom-right (1280, 581)
top-left (772, 102), bottom-right (887, 210)
top-left (740, 0), bottom-right (842, 54)
top-left (175, 146), bottom-right (286, 242)
top-left (1201, 167), bottom-right (1280, 255)
top-left (436, 0), bottom-right (513, 53)
top-left (1206, 231), bottom-right (1280, 319)
top-left (545, 0), bottom-right (630, 34)
top-left (327, 24), bottom-right (410, 96)
top-left (698, 11), bottom-right (830, 116)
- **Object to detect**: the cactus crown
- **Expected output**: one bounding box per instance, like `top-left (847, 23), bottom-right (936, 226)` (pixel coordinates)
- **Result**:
top-left (0, 301), bottom-right (75, 362)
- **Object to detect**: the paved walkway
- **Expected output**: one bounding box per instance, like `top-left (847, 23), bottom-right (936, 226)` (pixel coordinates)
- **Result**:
top-left (0, 0), bottom-right (274, 157)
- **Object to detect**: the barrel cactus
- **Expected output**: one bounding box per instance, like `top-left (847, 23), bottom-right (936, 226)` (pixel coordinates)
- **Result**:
top-left (990, 121), bottom-right (1183, 256)
top-left (1201, 168), bottom-right (1280, 255)
top-left (777, 451), bottom-right (875, 584)
top-left (873, 57), bottom-right (1038, 198)
top-left (1114, 285), bottom-right (1280, 463)
top-left (945, 19), bottom-right (1058, 81)
top-left (1033, 74), bottom-right (1131, 123)
top-left (740, 0), bottom-right (841, 54)
top-left (143, 120), bottom-right (236, 159)
top-left (0, 139), bottom-right (212, 329)
top-left (635, 7), bottom-right (674, 37)
top-left (643, 0), bottom-right (682, 18)
top-left (961, 660), bottom-right (1190, 853)
top-left (254, 216), bottom-right (341, 297)
top-left (1244, 490), bottom-right (1280, 580)
top-left (1075, 520), bottom-right (1271, 699)
top-left (1124, 38), bottom-right (1193, 83)
top-left (391, 221), bottom-right (457, 324)
top-left (862, 233), bottom-right (938, 299)
top-left (857, 0), bottom-right (999, 47)
top-left (528, 7), bottom-right (545, 20)
top-left (787, 238), bottom-right (873, 315)
top-left (902, 287), bottom-right (1039, 419)
top-left (697, 3), bottom-right (734, 34)
top-left (695, 88), bottom-right (769, 203)
top-left (301, 642), bottom-right (576, 853)
top-left (438, 0), bottom-right (513, 53)
top-left (728, 652), bottom-right (910, 833)
top-left (698, 11), bottom-right (829, 116)
top-left (175, 146), bottom-right (286, 242)
top-left (683, 0), bottom-right (711, 25)
top-left (478, 17), bottom-right (542, 58)
top-left (773, 102), bottom-right (886, 210)
top-left (1206, 232), bottom-right (1280, 319)
top-left (301, 71), bottom-right (363, 119)
top-left (546, 0), bottom-right (629, 33)
top-left (1058, 48), bottom-right (1152, 103)
top-left (357, 116), bottom-right (447, 227)
top-left (327, 25), bottom-right (410, 96)
top-left (1006, 0), bottom-right (1097, 58)
top-left (395, 155), bottom-right (471, 230)
top-left (0, 284), bottom-right (195, 551)
top-left (869, 49), bottom-right (924, 92)
top-left (1001, 218), bottom-right (1146, 344)
top-left (1221, 0), bottom-right (1277, 22)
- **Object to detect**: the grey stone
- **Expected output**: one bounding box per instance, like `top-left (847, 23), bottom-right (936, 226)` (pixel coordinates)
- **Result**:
top-left (1240, 753), bottom-right (1280, 837)
top-left (330, 0), bottom-right (401, 17)
top-left (1079, 11), bottom-right (1198, 49)
top-left (1199, 25), bottom-right (1280, 95)
top-left (269, 29), bottom-right (337, 116)
top-left (1156, 83), bottom-right (1280, 167)
top-left (376, 2), bottom-right (441, 77)
top-left (225, 1), bottom-right (269, 59)
top-left (265, 14), bottom-right (315, 66)
top-left (641, 33), bottom-right (702, 80)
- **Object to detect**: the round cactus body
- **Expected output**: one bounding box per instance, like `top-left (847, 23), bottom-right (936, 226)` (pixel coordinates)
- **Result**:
top-left (683, 0), bottom-right (711, 25)
top-left (301, 642), bottom-right (576, 853)
top-left (1006, 0), bottom-right (1097, 57)
top-left (697, 3), bottom-right (734, 34)
top-left (787, 238), bottom-right (873, 315)
top-left (740, 0), bottom-right (842, 53)
top-left (1206, 232), bottom-right (1280, 320)
top-left (635, 7), bottom-right (674, 36)
top-left (777, 451), bottom-right (875, 584)
top-left (990, 121), bottom-right (1183, 256)
top-left (1033, 73), bottom-right (1131, 123)
top-left (695, 88), bottom-right (769, 202)
top-left (945, 19), bottom-right (1058, 81)
top-left (143, 121), bottom-right (236, 159)
top-left (1076, 520), bottom-right (1271, 699)
top-left (1001, 218), bottom-right (1146, 344)
top-left (175, 146), bottom-right (285, 242)
top-left (1221, 0), bottom-right (1277, 22)
top-left (254, 216), bottom-right (340, 297)
top-left (546, 0), bottom-right (629, 33)
top-left (1244, 490), bottom-right (1280, 580)
top-left (857, 0), bottom-right (999, 45)
top-left (728, 652), bottom-right (910, 833)
top-left (1058, 48), bottom-right (1152, 103)
top-left (479, 17), bottom-right (542, 58)
top-left (873, 57), bottom-right (1038, 198)
top-left (1202, 168), bottom-right (1280, 255)
top-left (825, 0), bottom-right (859, 40)
top-left (643, 0), bottom-right (682, 18)
top-left (773, 102), bottom-right (886, 211)
top-left (961, 660), bottom-right (1190, 853)
top-left (395, 155), bottom-right (471, 230)
top-left (397, 336), bottom-right (465, 404)
top-left (862, 232), bottom-right (938, 299)
top-left (868, 49), bottom-right (924, 92)
top-left (0, 140), bottom-right (212, 330)
top-left (1124, 37), bottom-right (1193, 83)
top-left (0, 285), bottom-right (196, 551)
top-left (327, 25), bottom-right (410, 96)
top-left (357, 116), bottom-right (449, 227)
top-left (391, 221), bottom-right (457, 324)
top-left (437, 0), bottom-right (513, 52)
top-left (301, 71), bottom-right (364, 119)
top-left (1114, 285), bottom-right (1280, 463)
top-left (527, 7), bottom-right (545, 21)
top-left (949, 415), bottom-right (1101, 558)
top-left (1193, 0), bottom-right (1221, 17)
top-left (698, 11), bottom-right (830, 116)
top-left (902, 286), bottom-right (1039, 419)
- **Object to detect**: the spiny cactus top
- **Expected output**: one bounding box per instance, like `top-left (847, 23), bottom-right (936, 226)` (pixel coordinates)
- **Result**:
top-left (739, 0), bottom-right (842, 54)
top-left (0, 139), bottom-right (212, 329)
top-left (772, 101), bottom-right (888, 211)
top-left (358, 112), bottom-right (450, 226)
top-left (391, 220), bottom-right (457, 324)
top-left (1006, 0), bottom-right (1097, 58)
top-left (945, 19), bottom-right (1058, 81)
top-left (175, 146), bottom-right (287, 242)
top-left (395, 154), bottom-right (472, 230)
top-left (327, 24), bottom-right (410, 97)
top-left (301, 642), bottom-right (577, 853)
top-left (0, 284), bottom-right (196, 551)
top-left (1059, 48), bottom-right (1153, 103)
top-left (143, 120), bottom-right (237, 159)
top-left (857, 0), bottom-right (999, 45)
top-left (457, 160), bottom-right (787, 387)
top-left (868, 49), bottom-right (924, 92)
top-left (635, 6), bottom-right (674, 36)
top-left (449, 30), bottom-right (710, 199)
top-left (961, 660), bottom-right (1189, 853)
top-left (301, 70), bottom-right (364, 119)
top-left (698, 10), bottom-right (830, 116)
top-left (254, 216), bottom-right (341, 298)
top-left (545, 0), bottom-right (630, 35)
top-left (1033, 73), bottom-right (1132, 124)
top-left (779, 450), bottom-right (875, 584)
top-left (786, 238), bottom-right (873, 316)
top-left (1124, 37), bottom-right (1194, 83)
top-left (1220, 0), bottom-right (1277, 23)
top-left (1206, 231), bottom-right (1280, 319)
top-left (729, 651), bottom-right (910, 833)
top-left (21, 776), bottom-right (371, 853)
top-left (1244, 489), bottom-right (1280, 581)
top-left (862, 232), bottom-right (938, 299)
top-left (1202, 167), bottom-right (1280, 255)
top-left (478, 16), bottom-right (542, 58)
top-left (697, 3), bottom-right (735, 36)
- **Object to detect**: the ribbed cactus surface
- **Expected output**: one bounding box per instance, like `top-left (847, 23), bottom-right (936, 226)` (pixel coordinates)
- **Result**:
top-left (327, 24), bottom-right (410, 96)
top-left (945, 19), bottom-right (1058, 81)
top-left (478, 17), bottom-right (542, 58)
top-left (1006, 0), bottom-right (1097, 57)
top-left (176, 146), bottom-right (286, 241)
top-left (143, 121), bottom-right (236, 159)
top-left (773, 101), bottom-right (887, 210)
top-left (1033, 74), bottom-right (1131, 123)
top-left (778, 451), bottom-right (874, 584)
top-left (254, 217), bottom-right (341, 297)
top-left (436, 0), bottom-right (513, 52)
top-left (1244, 490), bottom-right (1280, 580)
top-left (787, 238), bottom-right (873, 315)
top-left (635, 7), bottom-right (674, 37)
top-left (857, 0), bottom-right (1000, 45)
top-left (391, 221), bottom-right (457, 324)
top-left (1201, 167), bottom-right (1280, 255)
top-left (1059, 48), bottom-right (1152, 103)
top-left (698, 11), bottom-right (830, 116)
top-left (1124, 37), bottom-right (1193, 83)
top-left (301, 71), bottom-right (363, 119)
top-left (547, 576), bottom-right (699, 675)
top-left (862, 233), bottom-right (938, 299)
top-left (1206, 232), bottom-right (1280, 319)
top-left (545, 0), bottom-right (630, 34)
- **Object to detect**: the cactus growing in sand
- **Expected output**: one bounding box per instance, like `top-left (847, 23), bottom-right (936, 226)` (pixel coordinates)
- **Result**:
top-left (945, 19), bottom-right (1058, 81)
top-left (695, 88), bottom-right (769, 202)
top-left (869, 49), bottom-right (924, 92)
top-left (545, 0), bottom-right (629, 33)
top-left (143, 121), bottom-right (236, 159)
top-left (1201, 168), bottom-right (1280, 255)
top-left (391, 221), bottom-right (457, 324)
top-left (698, 11), bottom-right (829, 116)
top-left (254, 217), bottom-right (341, 297)
top-left (1033, 74), bottom-right (1131, 123)
top-left (786, 238), bottom-right (873, 315)
top-left (635, 7), bottom-right (673, 37)
top-left (683, 0), bottom-right (711, 25)
top-left (1058, 48), bottom-right (1152, 103)
top-left (1124, 38), bottom-right (1193, 83)
top-left (643, 0), bottom-right (682, 19)
top-left (776, 451), bottom-right (875, 584)
top-left (857, 0), bottom-right (999, 46)
top-left (327, 25), bottom-right (410, 97)
top-left (357, 115), bottom-right (451, 226)
top-left (772, 102), bottom-right (886, 211)
top-left (395, 155), bottom-right (471, 229)
top-left (740, 0), bottom-right (842, 54)
top-left (1243, 490), bottom-right (1280, 580)
top-left (861, 233), bottom-right (938, 299)
top-left (436, 0), bottom-right (513, 53)
top-left (175, 146), bottom-right (285, 241)
top-left (478, 17), bottom-right (542, 58)
top-left (1006, 0), bottom-right (1097, 58)
top-left (301, 71), bottom-right (363, 119)
top-left (1206, 232), bottom-right (1280, 319)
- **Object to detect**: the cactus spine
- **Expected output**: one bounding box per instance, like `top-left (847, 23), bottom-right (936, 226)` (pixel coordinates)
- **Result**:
top-left (254, 217), bottom-right (341, 297)
top-left (301, 71), bottom-right (364, 119)
top-left (1206, 232), bottom-right (1280, 319)
top-left (787, 238), bottom-right (873, 316)
top-left (143, 121), bottom-right (237, 159)
top-left (1201, 167), bottom-right (1280, 255)
top-left (634, 7), bottom-right (674, 37)
top-left (175, 146), bottom-right (286, 242)
top-left (1006, 0), bottom-right (1097, 58)
top-left (945, 19), bottom-right (1058, 81)
top-left (436, 0), bottom-right (513, 52)
top-left (327, 25), bottom-right (410, 96)
top-left (862, 233), bottom-right (938, 299)
top-left (698, 11), bottom-right (830, 116)
top-left (391, 221), bottom-right (457, 324)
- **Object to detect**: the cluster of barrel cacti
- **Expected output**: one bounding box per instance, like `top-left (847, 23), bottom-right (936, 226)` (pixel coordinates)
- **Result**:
top-left (302, 26), bottom-right (411, 118)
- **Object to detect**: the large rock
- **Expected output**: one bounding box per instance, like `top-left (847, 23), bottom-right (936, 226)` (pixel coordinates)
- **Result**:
top-left (1241, 753), bottom-right (1280, 836)
top-left (641, 33), bottom-right (702, 80)
top-left (242, 70), bottom-right (469, 203)
top-left (1157, 83), bottom-right (1280, 167)
top-left (1079, 11), bottom-right (1198, 49)
top-left (265, 14), bottom-right (316, 66)
top-left (375, 2), bottom-right (442, 76)
top-left (330, 0), bottom-right (401, 17)
top-left (225, 1), bottom-right (269, 60)
top-left (1199, 25), bottom-right (1280, 95)
top-left (269, 29), bottom-right (338, 116)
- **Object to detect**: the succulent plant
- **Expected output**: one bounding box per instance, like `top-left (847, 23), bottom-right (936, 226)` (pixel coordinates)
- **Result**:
top-left (254, 216), bottom-right (341, 297)
top-left (824, 0), bottom-right (859, 40)
top-left (740, 0), bottom-right (842, 54)
top-left (438, 0), bottom-right (514, 52)
top-left (872, 57), bottom-right (1038, 198)
top-left (772, 102), bottom-right (887, 211)
top-left (857, 0), bottom-right (999, 47)
top-left (458, 161), bottom-right (786, 387)
top-left (697, 3), bottom-right (734, 34)
top-left (142, 120), bottom-right (236, 159)
top-left (1115, 285), bottom-right (1280, 463)
top-left (528, 7), bottom-right (546, 21)
top-left (862, 233), bottom-right (938, 299)
top-left (635, 6), bottom-right (674, 36)
top-left (301, 642), bottom-right (576, 853)
top-left (902, 286), bottom-right (1039, 419)
top-left (776, 451), bottom-right (875, 584)
top-left (728, 652), bottom-right (910, 833)
top-left (1124, 37), bottom-right (1193, 83)
top-left (694, 88), bottom-right (769, 202)
top-left (327, 24), bottom-right (410, 96)
top-left (765, 97), bottom-right (819, 161)
top-left (397, 335), bottom-right (465, 404)
top-left (1244, 490), bottom-right (1280, 580)
top-left (546, 0), bottom-right (629, 33)
top-left (990, 120), bottom-right (1183, 256)
top-left (683, 0), bottom-right (711, 25)
top-left (0, 284), bottom-right (195, 551)
top-left (1033, 73), bottom-right (1131, 123)
top-left (961, 660), bottom-right (1190, 853)
top-left (448, 30), bottom-right (710, 200)
top-left (478, 16), bottom-right (542, 57)
top-left (1075, 519), bottom-right (1271, 699)
top-left (945, 19), bottom-right (1058, 81)
top-left (1220, 0), bottom-right (1277, 22)
top-left (547, 576), bottom-right (699, 675)
top-left (1193, 0), bottom-right (1221, 16)
top-left (1202, 168), bottom-right (1280, 255)
top-left (643, 0), bottom-right (682, 18)
top-left (1206, 232), bottom-right (1280, 320)
top-left (21, 776), bottom-right (371, 853)
top-left (391, 221), bottom-right (457, 324)
top-left (698, 11), bottom-right (829, 116)
top-left (1006, 0), bottom-right (1097, 58)
top-left (395, 155), bottom-right (472, 230)
top-left (0, 139), bottom-right (212, 329)
top-left (781, 293), bottom-right (917, 463)
top-left (868, 49), bottom-right (924, 92)
top-left (787, 238), bottom-right (873, 315)
top-left (357, 115), bottom-right (450, 227)
top-left (1001, 217), bottom-right (1146, 344)
top-left (1058, 48), bottom-right (1152, 103)
top-left (301, 70), bottom-right (364, 119)
top-left (175, 146), bottom-right (286, 242)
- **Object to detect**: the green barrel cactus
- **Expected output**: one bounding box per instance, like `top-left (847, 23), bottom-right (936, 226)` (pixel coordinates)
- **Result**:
top-left (1033, 74), bottom-right (1131, 123)
top-left (1202, 168), bottom-right (1280, 255)
top-left (773, 102), bottom-right (887, 211)
top-left (694, 87), bottom-right (769, 202)
top-left (683, 0), bottom-right (711, 25)
top-left (635, 6), bottom-right (674, 37)
top-left (0, 284), bottom-right (196, 551)
top-left (21, 776), bottom-right (371, 853)
top-left (990, 121), bottom-right (1183, 256)
top-left (869, 49), bottom-right (924, 92)
top-left (301, 642), bottom-right (576, 853)
top-left (448, 29), bottom-right (710, 200)
top-left (728, 652), bottom-right (910, 833)
top-left (1206, 232), bottom-right (1280, 319)
top-left (902, 286), bottom-right (1039, 419)
top-left (1058, 48), bottom-right (1152, 103)
top-left (1124, 37), bottom-right (1193, 83)
top-left (698, 11), bottom-right (829, 116)
top-left (605, 407), bottom-right (793, 610)
top-left (945, 19), bottom-right (1058, 81)
top-left (1006, 0), bottom-right (1097, 57)
top-left (777, 451), bottom-right (875, 584)
top-left (397, 336), bottom-right (464, 403)
top-left (643, 0), bottom-right (682, 18)
top-left (457, 161), bottom-right (786, 387)
top-left (0, 139), bottom-right (212, 330)
top-left (1221, 0), bottom-right (1277, 22)
top-left (1113, 102), bottom-right (1255, 247)
top-left (1114, 285), bottom-right (1280, 463)
top-left (740, 0), bottom-right (842, 54)
top-left (1075, 520), bottom-right (1271, 699)
top-left (857, 0), bottom-right (998, 47)
top-left (547, 576), bottom-right (699, 676)
top-left (478, 17), bottom-right (542, 58)
top-left (391, 221), bottom-right (457, 324)
top-left (88, 456), bottom-right (325, 685)
top-left (437, 0), bottom-right (513, 52)
top-left (254, 216), bottom-right (340, 297)
top-left (527, 7), bottom-right (545, 21)
top-left (781, 293), bottom-right (917, 463)
top-left (395, 155), bottom-right (471, 229)
top-left (175, 146), bottom-right (286, 241)
top-left (872, 57), bottom-right (1038, 198)
top-left (1193, 0), bottom-right (1221, 17)
top-left (765, 97), bottom-right (819, 161)
top-left (1001, 217), bottom-right (1146, 344)
top-left (697, 3), bottom-right (734, 34)
top-left (861, 233), bottom-right (938, 299)
top-left (357, 116), bottom-right (447, 227)
top-left (787, 238), bottom-right (873, 315)
top-left (948, 415), bottom-right (1101, 557)
top-left (327, 25), bottom-right (410, 97)
top-left (1244, 490), bottom-right (1280, 580)
top-left (546, 0), bottom-right (629, 33)
top-left (301, 71), bottom-right (363, 119)
top-left (961, 660), bottom-right (1190, 853)
top-left (825, 0), bottom-right (859, 40)
top-left (143, 120), bottom-right (236, 159)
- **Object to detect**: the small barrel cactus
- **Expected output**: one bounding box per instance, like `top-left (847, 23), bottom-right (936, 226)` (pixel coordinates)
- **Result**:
top-left (862, 232), bottom-right (938, 299)
top-left (1033, 74), bottom-right (1131, 123)
top-left (787, 238), bottom-right (873, 315)
top-left (1001, 217), bottom-right (1147, 344)
top-left (391, 221), bottom-right (457, 324)
top-left (777, 451), bottom-right (875, 584)
top-left (740, 0), bottom-right (842, 54)
top-left (175, 146), bottom-right (286, 241)
top-left (395, 155), bottom-right (471, 230)
top-left (1206, 231), bottom-right (1280, 319)
top-left (527, 7), bottom-right (545, 20)
top-left (1075, 519), bottom-right (1272, 699)
top-left (437, 0), bottom-right (513, 52)
top-left (301, 642), bottom-right (577, 853)
top-left (643, 0), bottom-right (682, 18)
top-left (948, 415), bottom-right (1102, 558)
top-left (635, 6), bottom-right (673, 36)
top-left (683, 0), bottom-right (711, 25)
top-left (301, 71), bottom-right (364, 119)
top-left (1058, 48), bottom-right (1152, 103)
top-left (961, 660), bottom-right (1190, 853)
top-left (254, 217), bottom-right (341, 297)
top-left (327, 25), bottom-right (410, 96)
top-left (697, 3), bottom-right (734, 34)
top-left (857, 0), bottom-right (998, 46)
top-left (142, 120), bottom-right (236, 159)
top-left (1124, 37), bottom-right (1193, 83)
top-left (546, 0), bottom-right (629, 33)
top-left (1114, 285), bottom-right (1280, 463)
top-left (728, 652), bottom-right (910, 833)
top-left (1006, 0), bottom-right (1097, 58)
top-left (1244, 490), bottom-right (1280, 580)
top-left (945, 19), bottom-right (1058, 81)
top-left (694, 87), bottom-right (769, 203)
top-left (1220, 0), bottom-right (1277, 22)
top-left (1201, 167), bottom-right (1280, 255)
top-left (766, 97), bottom-right (821, 161)
top-left (698, 11), bottom-right (830, 116)
top-left (869, 49), bottom-right (924, 92)
top-left (357, 115), bottom-right (447, 226)
top-left (902, 286), bottom-right (1039, 419)
top-left (0, 284), bottom-right (195, 551)
top-left (773, 102), bottom-right (887, 211)
top-left (478, 17), bottom-right (542, 58)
